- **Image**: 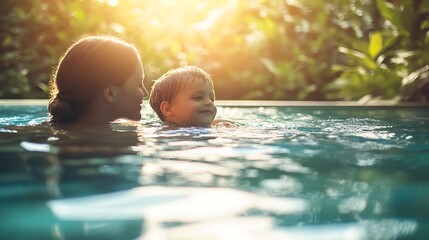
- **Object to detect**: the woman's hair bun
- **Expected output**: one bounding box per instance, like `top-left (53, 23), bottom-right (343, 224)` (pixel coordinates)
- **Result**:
top-left (48, 95), bottom-right (76, 124)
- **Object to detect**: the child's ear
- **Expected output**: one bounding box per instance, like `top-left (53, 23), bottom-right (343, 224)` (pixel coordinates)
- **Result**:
top-left (102, 86), bottom-right (116, 103)
top-left (160, 101), bottom-right (174, 117)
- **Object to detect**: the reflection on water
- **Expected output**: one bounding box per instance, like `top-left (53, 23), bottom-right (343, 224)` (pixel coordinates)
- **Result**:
top-left (0, 104), bottom-right (429, 239)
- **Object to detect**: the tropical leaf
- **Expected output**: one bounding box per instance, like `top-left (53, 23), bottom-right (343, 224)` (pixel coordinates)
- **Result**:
top-left (338, 47), bottom-right (378, 70)
top-left (369, 32), bottom-right (383, 59)
top-left (376, 0), bottom-right (407, 33)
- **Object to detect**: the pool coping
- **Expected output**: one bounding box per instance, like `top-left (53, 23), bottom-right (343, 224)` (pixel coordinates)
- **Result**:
top-left (0, 99), bottom-right (428, 107)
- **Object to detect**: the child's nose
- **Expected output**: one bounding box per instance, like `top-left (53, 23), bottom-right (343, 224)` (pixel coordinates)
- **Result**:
top-left (204, 98), bottom-right (213, 106)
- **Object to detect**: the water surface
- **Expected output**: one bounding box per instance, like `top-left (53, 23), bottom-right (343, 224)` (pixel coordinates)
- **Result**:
top-left (0, 104), bottom-right (428, 239)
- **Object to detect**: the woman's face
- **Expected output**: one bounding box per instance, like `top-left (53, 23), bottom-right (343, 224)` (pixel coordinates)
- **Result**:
top-left (112, 62), bottom-right (148, 121)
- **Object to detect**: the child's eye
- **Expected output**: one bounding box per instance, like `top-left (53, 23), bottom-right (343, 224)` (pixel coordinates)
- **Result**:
top-left (192, 96), bottom-right (202, 100)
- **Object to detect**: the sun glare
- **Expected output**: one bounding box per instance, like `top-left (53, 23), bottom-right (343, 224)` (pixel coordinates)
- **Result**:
top-left (98, 0), bottom-right (119, 7)
top-left (99, 0), bottom-right (233, 31)
top-left (93, 0), bottom-right (239, 71)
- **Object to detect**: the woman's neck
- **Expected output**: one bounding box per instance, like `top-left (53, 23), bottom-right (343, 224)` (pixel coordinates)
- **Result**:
top-left (74, 97), bottom-right (115, 125)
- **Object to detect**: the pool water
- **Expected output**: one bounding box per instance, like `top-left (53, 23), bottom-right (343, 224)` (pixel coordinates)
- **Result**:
top-left (0, 103), bottom-right (428, 239)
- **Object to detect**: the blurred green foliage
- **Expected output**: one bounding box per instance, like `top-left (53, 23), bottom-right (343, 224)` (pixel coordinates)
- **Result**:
top-left (328, 0), bottom-right (429, 101)
top-left (0, 0), bottom-right (428, 101)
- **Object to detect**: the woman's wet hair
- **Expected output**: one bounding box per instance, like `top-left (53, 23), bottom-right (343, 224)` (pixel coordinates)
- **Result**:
top-left (48, 35), bottom-right (140, 124)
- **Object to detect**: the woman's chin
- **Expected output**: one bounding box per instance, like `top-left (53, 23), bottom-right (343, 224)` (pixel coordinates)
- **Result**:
top-left (127, 113), bottom-right (141, 121)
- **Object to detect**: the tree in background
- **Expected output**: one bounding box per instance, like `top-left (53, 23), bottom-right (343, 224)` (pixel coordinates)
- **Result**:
top-left (328, 0), bottom-right (429, 101)
top-left (0, 0), bottom-right (428, 101)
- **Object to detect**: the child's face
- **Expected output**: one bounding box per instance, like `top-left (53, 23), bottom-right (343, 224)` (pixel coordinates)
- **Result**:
top-left (167, 80), bottom-right (217, 127)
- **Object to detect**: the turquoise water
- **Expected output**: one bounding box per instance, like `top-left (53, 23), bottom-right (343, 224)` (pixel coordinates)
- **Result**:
top-left (0, 103), bottom-right (428, 239)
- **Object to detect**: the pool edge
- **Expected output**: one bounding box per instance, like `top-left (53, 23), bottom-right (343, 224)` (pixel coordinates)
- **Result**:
top-left (0, 99), bottom-right (428, 107)
top-left (217, 100), bottom-right (429, 107)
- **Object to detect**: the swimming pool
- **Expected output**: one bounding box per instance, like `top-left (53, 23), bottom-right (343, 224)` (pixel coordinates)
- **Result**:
top-left (1, 100), bottom-right (428, 239)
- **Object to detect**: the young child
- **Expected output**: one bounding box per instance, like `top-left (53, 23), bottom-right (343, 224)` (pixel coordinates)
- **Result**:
top-left (149, 66), bottom-right (232, 128)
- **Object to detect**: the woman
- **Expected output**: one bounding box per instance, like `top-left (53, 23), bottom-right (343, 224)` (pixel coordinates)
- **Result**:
top-left (48, 35), bottom-right (149, 125)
